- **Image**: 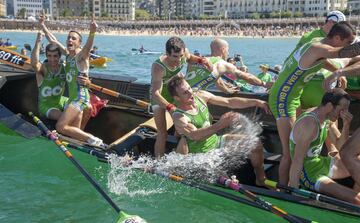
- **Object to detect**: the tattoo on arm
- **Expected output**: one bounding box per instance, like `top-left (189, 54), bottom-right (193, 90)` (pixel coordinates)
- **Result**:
top-left (339, 42), bottom-right (360, 58)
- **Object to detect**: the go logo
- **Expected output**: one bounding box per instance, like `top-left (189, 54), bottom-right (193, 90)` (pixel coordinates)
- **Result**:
top-left (66, 70), bottom-right (75, 82)
top-left (185, 71), bottom-right (196, 80)
top-left (41, 86), bottom-right (63, 97)
top-left (303, 72), bottom-right (317, 83)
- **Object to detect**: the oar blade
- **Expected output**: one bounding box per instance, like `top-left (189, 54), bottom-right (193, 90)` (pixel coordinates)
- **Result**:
top-left (117, 211), bottom-right (147, 223)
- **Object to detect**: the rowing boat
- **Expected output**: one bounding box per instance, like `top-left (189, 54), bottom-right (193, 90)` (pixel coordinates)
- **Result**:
top-left (0, 63), bottom-right (359, 222)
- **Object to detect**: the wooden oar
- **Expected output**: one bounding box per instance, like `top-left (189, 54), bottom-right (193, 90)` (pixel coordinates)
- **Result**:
top-left (218, 176), bottom-right (315, 223)
top-left (0, 47), bottom-right (33, 70)
top-left (156, 172), bottom-right (313, 223)
top-left (89, 83), bottom-right (149, 108)
top-left (265, 179), bottom-right (360, 213)
top-left (29, 112), bottom-right (147, 223)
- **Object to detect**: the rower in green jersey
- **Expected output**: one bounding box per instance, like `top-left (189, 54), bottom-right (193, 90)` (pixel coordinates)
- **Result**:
top-left (167, 74), bottom-right (269, 185)
top-left (285, 11), bottom-right (347, 110)
top-left (289, 89), bottom-right (360, 205)
top-left (40, 14), bottom-right (106, 148)
top-left (268, 21), bottom-right (357, 186)
top-left (151, 37), bottom-right (213, 158)
top-left (185, 38), bottom-right (271, 94)
top-left (31, 32), bottom-right (68, 121)
top-left (300, 59), bottom-right (347, 109)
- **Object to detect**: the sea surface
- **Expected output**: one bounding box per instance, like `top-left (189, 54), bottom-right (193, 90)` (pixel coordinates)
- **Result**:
top-left (1, 32), bottom-right (358, 223)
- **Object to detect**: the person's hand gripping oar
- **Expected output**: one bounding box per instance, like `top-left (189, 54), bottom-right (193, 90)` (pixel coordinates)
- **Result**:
top-left (29, 112), bottom-right (147, 223)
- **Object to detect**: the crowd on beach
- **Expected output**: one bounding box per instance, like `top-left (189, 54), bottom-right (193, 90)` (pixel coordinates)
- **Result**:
top-left (2, 10), bottom-right (360, 214)
top-left (2, 18), bottom-right (360, 38)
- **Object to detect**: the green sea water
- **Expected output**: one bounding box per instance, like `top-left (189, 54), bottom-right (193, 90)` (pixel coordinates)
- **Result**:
top-left (1, 32), bottom-right (359, 222)
top-left (0, 123), bottom-right (359, 223)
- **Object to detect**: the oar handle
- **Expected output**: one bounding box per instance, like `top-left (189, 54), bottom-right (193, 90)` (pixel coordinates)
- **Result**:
top-left (265, 179), bottom-right (360, 213)
top-left (89, 83), bottom-right (149, 108)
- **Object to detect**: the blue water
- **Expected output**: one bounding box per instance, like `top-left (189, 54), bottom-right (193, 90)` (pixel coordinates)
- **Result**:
top-left (3, 32), bottom-right (357, 223)
top-left (4, 32), bottom-right (298, 83)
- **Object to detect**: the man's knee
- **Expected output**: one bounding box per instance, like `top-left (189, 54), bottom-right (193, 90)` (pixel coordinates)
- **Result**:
top-left (55, 121), bottom-right (66, 133)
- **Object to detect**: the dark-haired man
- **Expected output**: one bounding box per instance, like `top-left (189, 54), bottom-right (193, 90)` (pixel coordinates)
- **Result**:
top-left (31, 32), bottom-right (67, 120)
top-left (269, 21), bottom-right (359, 185)
top-left (167, 74), bottom-right (269, 185)
top-left (289, 88), bottom-right (360, 204)
top-left (40, 15), bottom-right (105, 147)
top-left (151, 36), bottom-right (212, 157)
top-left (323, 54), bottom-right (360, 192)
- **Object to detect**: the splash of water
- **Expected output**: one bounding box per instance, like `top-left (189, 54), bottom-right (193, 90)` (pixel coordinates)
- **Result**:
top-left (108, 113), bottom-right (262, 195)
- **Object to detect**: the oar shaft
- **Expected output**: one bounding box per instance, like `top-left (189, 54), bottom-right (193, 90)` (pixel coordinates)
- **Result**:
top-left (89, 83), bottom-right (149, 108)
top-left (29, 112), bottom-right (121, 214)
top-left (219, 177), bottom-right (310, 223)
top-left (265, 180), bottom-right (360, 213)
top-left (160, 173), bottom-right (310, 223)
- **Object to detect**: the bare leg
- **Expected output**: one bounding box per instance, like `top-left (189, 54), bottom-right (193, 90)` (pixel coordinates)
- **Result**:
top-left (47, 109), bottom-right (63, 121)
top-left (176, 136), bottom-right (189, 155)
top-left (153, 106), bottom-right (167, 158)
top-left (250, 143), bottom-right (266, 186)
top-left (340, 128), bottom-right (360, 186)
top-left (56, 105), bottom-right (93, 142)
top-left (223, 134), bottom-right (266, 185)
top-left (81, 106), bottom-right (92, 130)
top-left (277, 117), bottom-right (296, 185)
top-left (319, 177), bottom-right (360, 205)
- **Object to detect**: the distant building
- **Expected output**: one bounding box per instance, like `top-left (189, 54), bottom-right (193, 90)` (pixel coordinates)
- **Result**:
top-left (52, 0), bottom-right (89, 18)
top-left (0, 0), bottom-right (6, 17)
top-left (43, 0), bottom-right (52, 18)
top-left (103, 0), bottom-right (136, 20)
top-left (14, 0), bottom-right (43, 17)
top-left (287, 0), bottom-right (347, 17)
top-left (348, 0), bottom-right (360, 15)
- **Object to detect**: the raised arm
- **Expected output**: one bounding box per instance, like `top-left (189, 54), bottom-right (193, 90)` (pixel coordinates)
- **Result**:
top-left (221, 62), bottom-right (270, 88)
top-left (199, 90), bottom-right (270, 113)
top-left (78, 15), bottom-right (98, 60)
top-left (39, 15), bottom-right (67, 54)
top-left (31, 32), bottom-right (43, 73)
top-left (289, 118), bottom-right (317, 188)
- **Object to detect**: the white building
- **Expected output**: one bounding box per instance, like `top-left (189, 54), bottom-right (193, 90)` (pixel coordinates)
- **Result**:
top-left (14, 0), bottom-right (43, 17)
top-left (181, 0), bottom-right (348, 19)
top-left (0, 0), bottom-right (6, 17)
top-left (104, 0), bottom-right (136, 20)
top-left (287, 0), bottom-right (347, 17)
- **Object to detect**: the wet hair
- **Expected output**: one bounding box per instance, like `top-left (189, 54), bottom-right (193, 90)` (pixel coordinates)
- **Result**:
top-left (327, 21), bottom-right (356, 40)
top-left (69, 30), bottom-right (83, 42)
top-left (167, 73), bottom-right (185, 97)
top-left (165, 37), bottom-right (185, 55)
top-left (45, 43), bottom-right (61, 57)
top-left (321, 88), bottom-right (351, 106)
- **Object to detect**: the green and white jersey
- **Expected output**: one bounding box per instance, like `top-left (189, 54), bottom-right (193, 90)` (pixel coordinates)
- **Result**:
top-left (38, 63), bottom-right (67, 116)
top-left (151, 56), bottom-right (186, 104)
top-left (269, 38), bottom-right (325, 118)
top-left (174, 95), bottom-right (220, 153)
top-left (185, 57), bottom-right (222, 91)
top-left (65, 55), bottom-right (90, 109)
top-left (301, 59), bottom-right (344, 109)
top-left (290, 112), bottom-right (331, 190)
